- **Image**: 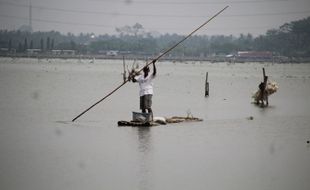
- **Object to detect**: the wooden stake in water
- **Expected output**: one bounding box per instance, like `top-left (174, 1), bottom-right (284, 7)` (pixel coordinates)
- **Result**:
top-left (205, 72), bottom-right (209, 97)
top-left (262, 67), bottom-right (268, 106)
top-left (72, 6), bottom-right (229, 122)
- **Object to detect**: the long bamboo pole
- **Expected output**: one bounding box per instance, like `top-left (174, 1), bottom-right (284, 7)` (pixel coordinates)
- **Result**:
top-left (72, 6), bottom-right (229, 122)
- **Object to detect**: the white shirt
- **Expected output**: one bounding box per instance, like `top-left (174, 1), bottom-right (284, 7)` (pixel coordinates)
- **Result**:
top-left (134, 73), bottom-right (155, 97)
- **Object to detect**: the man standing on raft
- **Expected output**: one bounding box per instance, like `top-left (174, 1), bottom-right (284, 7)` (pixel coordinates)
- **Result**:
top-left (131, 60), bottom-right (157, 121)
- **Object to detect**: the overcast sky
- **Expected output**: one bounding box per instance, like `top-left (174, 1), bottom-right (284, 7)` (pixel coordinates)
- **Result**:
top-left (0, 0), bottom-right (309, 37)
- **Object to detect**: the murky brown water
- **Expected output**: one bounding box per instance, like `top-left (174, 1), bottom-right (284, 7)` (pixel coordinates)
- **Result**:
top-left (0, 58), bottom-right (310, 190)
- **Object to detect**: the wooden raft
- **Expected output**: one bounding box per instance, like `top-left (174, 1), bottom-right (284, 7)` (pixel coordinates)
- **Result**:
top-left (118, 116), bottom-right (203, 127)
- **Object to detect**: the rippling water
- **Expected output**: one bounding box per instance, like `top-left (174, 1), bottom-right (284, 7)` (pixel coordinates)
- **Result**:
top-left (0, 58), bottom-right (310, 190)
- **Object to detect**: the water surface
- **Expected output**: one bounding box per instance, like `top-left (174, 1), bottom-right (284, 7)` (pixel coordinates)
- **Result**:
top-left (0, 58), bottom-right (309, 190)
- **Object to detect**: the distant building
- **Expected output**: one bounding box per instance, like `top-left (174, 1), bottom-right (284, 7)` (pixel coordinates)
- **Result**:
top-left (0, 48), bottom-right (16, 55)
top-left (27, 49), bottom-right (41, 55)
top-left (61, 50), bottom-right (75, 55)
top-left (51, 50), bottom-right (62, 55)
top-left (106, 50), bottom-right (118, 56)
top-left (236, 51), bottom-right (273, 62)
top-left (51, 49), bottom-right (75, 55)
top-left (0, 48), bottom-right (9, 53)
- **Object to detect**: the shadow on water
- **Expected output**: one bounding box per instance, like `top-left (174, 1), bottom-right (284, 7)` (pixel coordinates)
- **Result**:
top-left (55, 120), bottom-right (102, 127)
top-left (135, 127), bottom-right (152, 190)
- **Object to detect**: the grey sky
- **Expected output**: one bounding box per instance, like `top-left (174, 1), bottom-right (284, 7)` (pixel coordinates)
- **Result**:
top-left (0, 0), bottom-right (309, 37)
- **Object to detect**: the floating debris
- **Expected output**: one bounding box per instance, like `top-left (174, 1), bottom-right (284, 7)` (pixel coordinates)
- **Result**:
top-left (165, 116), bottom-right (203, 123)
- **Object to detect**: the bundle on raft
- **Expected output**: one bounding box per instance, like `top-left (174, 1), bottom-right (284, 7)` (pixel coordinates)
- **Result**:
top-left (118, 116), bottom-right (203, 127)
top-left (252, 81), bottom-right (279, 101)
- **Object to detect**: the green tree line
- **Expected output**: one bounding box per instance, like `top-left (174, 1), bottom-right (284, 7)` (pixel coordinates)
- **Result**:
top-left (0, 17), bottom-right (309, 58)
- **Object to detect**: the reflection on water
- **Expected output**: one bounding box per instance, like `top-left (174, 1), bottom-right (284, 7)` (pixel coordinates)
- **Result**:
top-left (136, 127), bottom-right (152, 190)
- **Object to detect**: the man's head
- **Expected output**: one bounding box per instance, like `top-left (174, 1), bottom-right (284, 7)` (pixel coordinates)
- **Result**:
top-left (143, 66), bottom-right (150, 74)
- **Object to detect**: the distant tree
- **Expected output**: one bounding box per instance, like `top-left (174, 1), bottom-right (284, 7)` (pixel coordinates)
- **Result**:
top-left (46, 37), bottom-right (50, 50)
top-left (23, 38), bottom-right (28, 52)
top-left (0, 16), bottom-right (309, 59)
top-left (30, 40), bottom-right (33, 49)
top-left (132, 23), bottom-right (144, 36)
top-left (70, 40), bottom-right (76, 50)
top-left (77, 43), bottom-right (87, 54)
top-left (51, 39), bottom-right (54, 50)
top-left (253, 16), bottom-right (310, 57)
top-left (116, 23), bottom-right (145, 36)
top-left (18, 42), bottom-right (22, 53)
top-left (40, 38), bottom-right (44, 51)
top-left (8, 38), bottom-right (12, 51)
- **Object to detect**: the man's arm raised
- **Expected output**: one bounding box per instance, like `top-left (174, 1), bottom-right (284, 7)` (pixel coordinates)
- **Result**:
top-left (152, 59), bottom-right (157, 77)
